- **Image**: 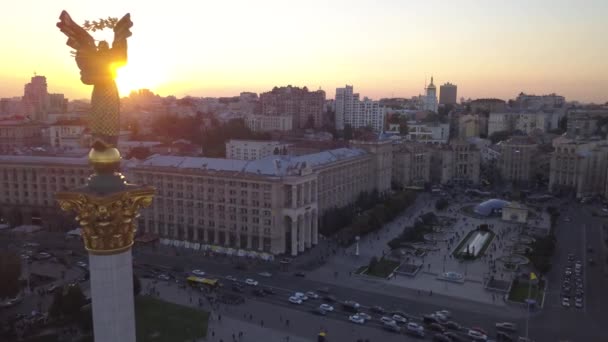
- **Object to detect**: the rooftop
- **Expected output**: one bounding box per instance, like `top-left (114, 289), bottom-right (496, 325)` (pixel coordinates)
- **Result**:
top-left (136, 148), bottom-right (368, 177)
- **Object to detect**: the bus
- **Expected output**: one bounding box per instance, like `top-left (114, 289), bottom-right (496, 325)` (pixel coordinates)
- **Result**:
top-left (187, 276), bottom-right (220, 289)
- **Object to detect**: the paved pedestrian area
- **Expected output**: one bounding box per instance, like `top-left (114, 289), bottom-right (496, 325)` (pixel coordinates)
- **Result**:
top-left (308, 194), bottom-right (551, 306)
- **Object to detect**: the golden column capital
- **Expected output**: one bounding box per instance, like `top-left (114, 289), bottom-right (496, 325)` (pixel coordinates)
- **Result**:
top-left (56, 186), bottom-right (155, 255)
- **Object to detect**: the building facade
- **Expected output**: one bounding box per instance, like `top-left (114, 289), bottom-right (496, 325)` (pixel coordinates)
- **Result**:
top-left (130, 148), bottom-right (378, 257)
top-left (439, 82), bottom-right (457, 105)
top-left (405, 121), bottom-right (450, 144)
top-left (392, 142), bottom-right (432, 187)
top-left (245, 114), bottom-right (293, 132)
top-left (0, 117), bottom-right (45, 153)
top-left (458, 114), bottom-right (487, 139)
top-left (0, 155), bottom-right (90, 230)
top-left (439, 140), bottom-right (480, 186)
top-left (260, 86), bottom-right (326, 129)
top-left (549, 137), bottom-right (608, 198)
top-left (225, 140), bottom-right (289, 160)
top-left (48, 119), bottom-right (86, 149)
top-left (497, 136), bottom-right (539, 185)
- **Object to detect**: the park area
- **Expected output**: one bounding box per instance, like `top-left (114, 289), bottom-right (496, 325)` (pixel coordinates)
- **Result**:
top-left (136, 296), bottom-right (209, 342)
top-left (507, 279), bottom-right (545, 304)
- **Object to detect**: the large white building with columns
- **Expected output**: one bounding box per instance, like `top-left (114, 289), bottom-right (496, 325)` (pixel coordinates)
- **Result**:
top-left (131, 148), bottom-right (379, 256)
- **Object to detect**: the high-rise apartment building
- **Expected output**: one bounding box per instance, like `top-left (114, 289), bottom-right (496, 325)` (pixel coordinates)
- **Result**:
top-left (260, 86), bottom-right (325, 129)
top-left (334, 85), bottom-right (385, 132)
top-left (22, 75), bottom-right (50, 122)
top-left (439, 82), bottom-right (457, 105)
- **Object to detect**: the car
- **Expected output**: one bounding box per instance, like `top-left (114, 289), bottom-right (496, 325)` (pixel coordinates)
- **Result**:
top-left (433, 333), bottom-right (452, 342)
top-left (406, 322), bottom-right (425, 337)
top-left (444, 320), bottom-right (462, 330)
top-left (0, 297), bottom-right (22, 308)
top-left (380, 316), bottom-right (396, 325)
top-left (349, 314), bottom-right (365, 324)
top-left (232, 285), bottom-right (244, 293)
top-left (319, 304), bottom-right (334, 312)
top-left (312, 307), bottom-right (327, 316)
top-left (225, 275), bottom-right (237, 281)
top-left (423, 314), bottom-right (441, 325)
top-left (588, 258), bottom-right (596, 266)
top-left (467, 329), bottom-right (488, 341)
top-left (191, 269), bottom-right (205, 277)
top-left (288, 296), bottom-right (303, 304)
top-left (294, 292), bottom-right (308, 301)
top-left (471, 327), bottom-right (488, 336)
top-left (433, 312), bottom-right (448, 322)
top-left (576, 289), bottom-right (584, 296)
top-left (20, 254), bottom-right (30, 260)
top-left (306, 291), bottom-right (319, 299)
top-left (496, 322), bottom-right (518, 332)
top-left (293, 272), bottom-right (306, 277)
top-left (562, 298), bottom-right (570, 308)
top-left (262, 287), bottom-right (276, 295)
top-left (567, 253), bottom-right (575, 261)
top-left (245, 278), bottom-right (258, 286)
top-left (157, 274), bottom-right (170, 281)
top-left (563, 270), bottom-right (572, 276)
top-left (76, 261), bottom-right (88, 268)
top-left (258, 272), bottom-right (272, 277)
top-left (36, 252), bottom-right (52, 260)
top-left (428, 323), bottom-right (446, 333)
top-left (496, 331), bottom-right (514, 341)
top-left (371, 305), bottom-right (386, 314)
top-left (323, 295), bottom-right (337, 302)
top-left (23, 242), bottom-right (40, 248)
top-left (436, 310), bottom-right (451, 318)
top-left (575, 300), bottom-right (583, 308)
top-left (357, 312), bottom-right (371, 321)
top-left (564, 217), bottom-right (571, 222)
top-left (46, 284), bottom-right (59, 293)
top-left (392, 314), bottom-right (407, 324)
top-left (343, 300), bottom-right (360, 308)
top-left (383, 321), bottom-right (401, 333)
top-left (444, 331), bottom-right (465, 341)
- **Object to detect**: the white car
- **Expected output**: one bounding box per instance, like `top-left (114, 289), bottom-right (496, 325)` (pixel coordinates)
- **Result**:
top-left (467, 329), bottom-right (487, 341)
top-left (306, 291), bottom-right (319, 299)
top-left (380, 316), bottom-right (396, 325)
top-left (225, 275), bottom-right (237, 281)
top-left (288, 296), bottom-right (303, 305)
top-left (245, 278), bottom-right (258, 286)
top-left (343, 300), bottom-right (360, 308)
top-left (406, 322), bottom-right (425, 336)
top-left (258, 272), bottom-right (272, 277)
top-left (76, 261), bottom-right (88, 268)
top-left (433, 312), bottom-right (448, 322)
top-left (436, 309), bottom-right (451, 318)
top-left (349, 314), bottom-right (365, 324)
top-left (562, 298), bottom-right (570, 308)
top-left (319, 304), bottom-right (334, 312)
top-left (191, 269), bottom-right (205, 277)
top-left (357, 312), bottom-right (372, 321)
top-left (392, 314), bottom-right (407, 324)
top-left (294, 292), bottom-right (308, 301)
top-left (157, 274), bottom-right (170, 281)
top-left (575, 300), bottom-right (583, 308)
top-left (37, 252), bottom-right (52, 259)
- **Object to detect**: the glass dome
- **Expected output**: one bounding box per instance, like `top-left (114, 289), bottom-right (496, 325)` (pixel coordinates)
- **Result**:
top-left (473, 199), bottom-right (510, 216)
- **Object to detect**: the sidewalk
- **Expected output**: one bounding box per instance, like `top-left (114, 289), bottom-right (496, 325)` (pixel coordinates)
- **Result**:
top-left (203, 315), bottom-right (312, 342)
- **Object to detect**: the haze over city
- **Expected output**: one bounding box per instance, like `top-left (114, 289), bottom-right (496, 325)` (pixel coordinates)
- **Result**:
top-left (0, 0), bottom-right (607, 102)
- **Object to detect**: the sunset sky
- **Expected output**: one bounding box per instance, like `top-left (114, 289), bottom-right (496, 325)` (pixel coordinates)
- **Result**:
top-left (0, 0), bottom-right (606, 102)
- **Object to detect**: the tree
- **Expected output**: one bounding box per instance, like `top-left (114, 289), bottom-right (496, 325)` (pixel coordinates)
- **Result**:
top-left (62, 284), bottom-right (87, 317)
top-left (368, 256), bottom-right (379, 271)
top-left (489, 130), bottom-right (512, 144)
top-left (49, 290), bottom-right (64, 318)
top-left (0, 251), bottom-right (21, 299)
top-left (558, 116), bottom-right (568, 132)
top-left (435, 198), bottom-right (449, 211)
top-left (343, 124), bottom-right (353, 140)
top-left (133, 274), bottom-right (141, 296)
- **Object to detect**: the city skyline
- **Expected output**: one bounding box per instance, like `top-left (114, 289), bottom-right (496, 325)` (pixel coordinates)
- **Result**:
top-left (0, 0), bottom-right (607, 103)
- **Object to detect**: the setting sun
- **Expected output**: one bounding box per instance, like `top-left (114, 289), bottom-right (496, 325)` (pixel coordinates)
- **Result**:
top-left (114, 60), bottom-right (165, 96)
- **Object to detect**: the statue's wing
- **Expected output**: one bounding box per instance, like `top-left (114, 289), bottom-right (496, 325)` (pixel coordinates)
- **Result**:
top-left (56, 10), bottom-right (95, 51)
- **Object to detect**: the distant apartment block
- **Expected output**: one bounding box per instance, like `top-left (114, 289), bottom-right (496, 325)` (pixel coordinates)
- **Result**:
top-left (439, 82), bottom-right (457, 105)
top-left (48, 119), bottom-right (86, 149)
top-left (469, 98), bottom-right (506, 114)
top-left (496, 136), bottom-right (540, 185)
top-left (335, 85), bottom-right (385, 132)
top-left (226, 140), bottom-right (289, 160)
top-left (260, 86), bottom-right (326, 129)
top-left (438, 140), bottom-right (480, 186)
top-left (392, 142), bottom-right (432, 187)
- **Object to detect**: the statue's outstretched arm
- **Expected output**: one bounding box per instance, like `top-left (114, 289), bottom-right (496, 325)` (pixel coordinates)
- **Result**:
top-left (112, 13), bottom-right (133, 66)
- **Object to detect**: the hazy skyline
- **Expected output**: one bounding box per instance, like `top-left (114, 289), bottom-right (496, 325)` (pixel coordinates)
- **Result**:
top-left (0, 0), bottom-right (607, 102)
